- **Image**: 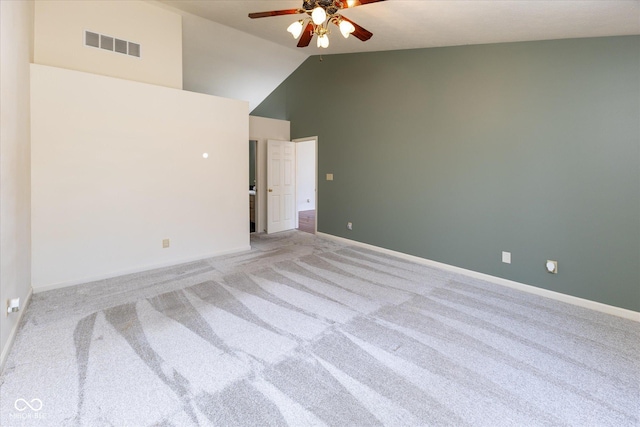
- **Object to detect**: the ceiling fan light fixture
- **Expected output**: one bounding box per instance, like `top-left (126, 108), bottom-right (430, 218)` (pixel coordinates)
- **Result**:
top-left (287, 20), bottom-right (304, 38)
top-left (311, 6), bottom-right (326, 25)
top-left (339, 19), bottom-right (355, 38)
top-left (248, 0), bottom-right (382, 48)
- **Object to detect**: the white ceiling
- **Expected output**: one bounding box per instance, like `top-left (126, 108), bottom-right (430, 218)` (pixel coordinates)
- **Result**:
top-left (156, 0), bottom-right (639, 111)
top-left (161, 0), bottom-right (640, 55)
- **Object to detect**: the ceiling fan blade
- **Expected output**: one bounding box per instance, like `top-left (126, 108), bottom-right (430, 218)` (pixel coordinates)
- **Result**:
top-left (339, 16), bottom-right (373, 41)
top-left (339, 0), bottom-right (386, 9)
top-left (297, 22), bottom-right (314, 47)
top-left (248, 9), bottom-right (301, 19)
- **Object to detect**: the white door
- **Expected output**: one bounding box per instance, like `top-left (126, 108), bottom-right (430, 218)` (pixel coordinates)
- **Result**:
top-left (267, 140), bottom-right (296, 233)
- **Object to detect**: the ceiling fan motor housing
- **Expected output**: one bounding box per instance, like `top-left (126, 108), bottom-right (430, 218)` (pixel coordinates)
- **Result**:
top-left (303, 0), bottom-right (344, 14)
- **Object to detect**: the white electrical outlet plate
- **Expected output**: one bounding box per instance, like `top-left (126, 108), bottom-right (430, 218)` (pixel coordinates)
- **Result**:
top-left (7, 298), bottom-right (20, 315)
top-left (546, 260), bottom-right (558, 274)
top-left (347, 222), bottom-right (353, 230)
top-left (162, 239), bottom-right (170, 248)
top-left (326, 173), bottom-right (334, 181)
top-left (502, 251), bottom-right (511, 264)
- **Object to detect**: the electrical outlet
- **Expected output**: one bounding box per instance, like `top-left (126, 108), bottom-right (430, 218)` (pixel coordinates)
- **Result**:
top-left (546, 260), bottom-right (558, 274)
top-left (502, 251), bottom-right (511, 264)
top-left (162, 239), bottom-right (170, 248)
top-left (7, 298), bottom-right (20, 315)
top-left (347, 222), bottom-right (353, 230)
top-left (326, 173), bottom-right (334, 181)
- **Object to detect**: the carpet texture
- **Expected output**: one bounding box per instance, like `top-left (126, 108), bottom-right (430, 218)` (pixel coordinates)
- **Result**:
top-left (1, 231), bottom-right (638, 426)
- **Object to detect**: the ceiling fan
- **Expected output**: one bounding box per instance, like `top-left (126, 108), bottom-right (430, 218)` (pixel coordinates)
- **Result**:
top-left (249, 0), bottom-right (386, 49)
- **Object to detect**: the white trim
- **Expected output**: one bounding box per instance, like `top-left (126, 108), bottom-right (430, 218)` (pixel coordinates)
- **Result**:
top-left (32, 245), bottom-right (251, 294)
top-left (317, 232), bottom-right (640, 322)
top-left (1, 287), bottom-right (33, 374)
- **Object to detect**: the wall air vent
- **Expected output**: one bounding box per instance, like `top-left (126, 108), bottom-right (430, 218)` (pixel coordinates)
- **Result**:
top-left (100, 35), bottom-right (114, 51)
top-left (85, 31), bottom-right (99, 48)
top-left (114, 39), bottom-right (127, 54)
top-left (84, 30), bottom-right (141, 58)
top-left (128, 42), bottom-right (141, 58)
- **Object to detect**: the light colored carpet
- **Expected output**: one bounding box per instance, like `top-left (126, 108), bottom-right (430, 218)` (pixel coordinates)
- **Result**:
top-left (1, 231), bottom-right (638, 426)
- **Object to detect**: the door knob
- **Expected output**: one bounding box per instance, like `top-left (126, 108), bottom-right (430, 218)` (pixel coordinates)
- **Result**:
top-left (268, 189), bottom-right (273, 192)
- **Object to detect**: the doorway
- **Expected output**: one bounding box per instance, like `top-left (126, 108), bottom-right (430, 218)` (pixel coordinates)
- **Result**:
top-left (249, 140), bottom-right (257, 233)
top-left (294, 137), bottom-right (317, 234)
top-left (264, 137), bottom-right (317, 235)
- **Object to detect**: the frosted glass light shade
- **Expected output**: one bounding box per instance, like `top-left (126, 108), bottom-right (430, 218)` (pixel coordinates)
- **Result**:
top-left (317, 34), bottom-right (329, 48)
top-left (311, 7), bottom-right (326, 25)
top-left (287, 21), bottom-right (304, 38)
top-left (339, 20), bottom-right (355, 38)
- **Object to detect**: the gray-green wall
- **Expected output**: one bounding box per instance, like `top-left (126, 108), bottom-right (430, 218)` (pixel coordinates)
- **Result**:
top-left (249, 140), bottom-right (256, 187)
top-left (252, 36), bottom-right (640, 312)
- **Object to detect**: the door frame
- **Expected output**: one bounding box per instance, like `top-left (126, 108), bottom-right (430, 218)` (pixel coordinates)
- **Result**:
top-left (293, 136), bottom-right (318, 234)
top-left (249, 140), bottom-right (258, 234)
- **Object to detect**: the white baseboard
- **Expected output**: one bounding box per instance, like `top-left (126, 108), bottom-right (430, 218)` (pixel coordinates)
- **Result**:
top-left (317, 232), bottom-right (640, 322)
top-left (32, 245), bottom-right (252, 294)
top-left (0, 287), bottom-right (33, 374)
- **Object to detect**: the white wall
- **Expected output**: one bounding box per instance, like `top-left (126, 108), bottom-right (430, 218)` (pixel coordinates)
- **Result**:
top-left (156, 3), bottom-right (308, 111)
top-left (0, 0), bottom-right (34, 371)
top-left (34, 0), bottom-right (182, 89)
top-left (249, 116), bottom-right (291, 233)
top-left (296, 140), bottom-right (316, 212)
top-left (31, 64), bottom-right (249, 291)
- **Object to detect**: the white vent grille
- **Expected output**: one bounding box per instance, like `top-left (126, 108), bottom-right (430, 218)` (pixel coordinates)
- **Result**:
top-left (84, 30), bottom-right (141, 58)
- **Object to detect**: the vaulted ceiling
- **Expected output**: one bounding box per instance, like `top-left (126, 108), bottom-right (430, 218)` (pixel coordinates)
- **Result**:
top-left (157, 0), bottom-right (640, 111)
top-left (163, 0), bottom-right (639, 54)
